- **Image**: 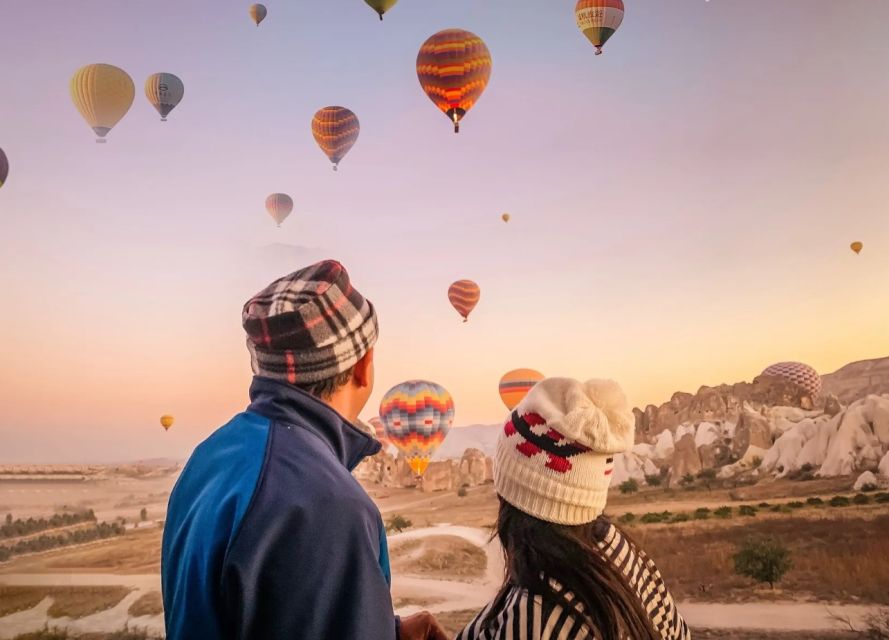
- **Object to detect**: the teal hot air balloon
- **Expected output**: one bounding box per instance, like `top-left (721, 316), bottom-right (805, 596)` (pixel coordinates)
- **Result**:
top-left (145, 73), bottom-right (184, 122)
top-left (0, 148), bottom-right (8, 189)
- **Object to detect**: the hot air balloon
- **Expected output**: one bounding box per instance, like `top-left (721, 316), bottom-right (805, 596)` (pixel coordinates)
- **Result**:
top-left (379, 380), bottom-right (454, 476)
top-left (575, 0), bottom-right (625, 56)
top-left (145, 73), bottom-right (184, 122)
top-left (265, 193), bottom-right (293, 227)
top-left (760, 362), bottom-right (822, 399)
top-left (249, 3), bottom-right (267, 26)
top-left (365, 0), bottom-right (398, 20)
top-left (448, 280), bottom-right (480, 322)
top-left (499, 369), bottom-right (545, 411)
top-left (368, 417), bottom-right (390, 447)
top-left (0, 148), bottom-right (8, 189)
top-left (160, 415), bottom-right (174, 431)
top-left (311, 107), bottom-right (360, 171)
top-left (851, 242), bottom-right (863, 255)
top-left (416, 29), bottom-right (492, 133)
top-left (501, 213), bottom-right (510, 223)
top-left (70, 64), bottom-right (135, 143)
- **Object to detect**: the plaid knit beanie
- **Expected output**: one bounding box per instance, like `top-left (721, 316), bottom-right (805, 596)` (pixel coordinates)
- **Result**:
top-left (494, 377), bottom-right (635, 525)
top-left (242, 260), bottom-right (378, 385)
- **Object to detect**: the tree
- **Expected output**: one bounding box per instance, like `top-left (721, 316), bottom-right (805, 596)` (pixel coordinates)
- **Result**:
top-left (733, 537), bottom-right (792, 589)
top-left (4, 514), bottom-right (11, 526)
top-left (644, 474), bottom-right (662, 487)
top-left (140, 508), bottom-right (148, 522)
top-left (385, 514), bottom-right (412, 534)
top-left (618, 479), bottom-right (639, 495)
top-left (457, 485), bottom-right (468, 498)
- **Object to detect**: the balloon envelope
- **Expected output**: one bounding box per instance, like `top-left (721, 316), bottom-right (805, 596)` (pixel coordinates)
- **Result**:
top-left (448, 280), bottom-right (480, 322)
top-left (265, 193), bottom-right (293, 226)
top-left (249, 3), bottom-right (267, 25)
top-left (0, 148), bottom-right (8, 189)
top-left (502, 213), bottom-right (510, 223)
top-left (160, 415), bottom-right (174, 431)
top-left (145, 73), bottom-right (184, 121)
top-left (850, 241), bottom-right (863, 255)
top-left (70, 64), bottom-right (135, 141)
top-left (761, 362), bottom-right (822, 398)
top-left (312, 107), bottom-right (360, 170)
top-left (575, 0), bottom-right (625, 55)
top-left (379, 381), bottom-right (454, 476)
top-left (365, 0), bottom-right (398, 20)
top-left (368, 417), bottom-right (390, 446)
top-left (416, 29), bottom-right (492, 133)
top-left (499, 369), bottom-right (545, 410)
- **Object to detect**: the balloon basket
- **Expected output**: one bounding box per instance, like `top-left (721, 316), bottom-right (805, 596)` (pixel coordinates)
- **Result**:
top-left (161, 118), bottom-right (167, 122)
top-left (95, 139), bottom-right (107, 144)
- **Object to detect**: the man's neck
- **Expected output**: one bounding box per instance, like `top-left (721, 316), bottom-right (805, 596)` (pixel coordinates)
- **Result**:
top-left (323, 392), bottom-right (358, 424)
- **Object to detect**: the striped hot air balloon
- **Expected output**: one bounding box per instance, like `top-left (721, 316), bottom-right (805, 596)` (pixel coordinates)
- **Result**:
top-left (416, 29), bottom-right (492, 133)
top-left (368, 417), bottom-right (390, 447)
top-left (145, 73), bottom-right (184, 122)
top-left (380, 380), bottom-right (455, 476)
top-left (575, 0), bottom-right (625, 56)
top-left (499, 369), bottom-right (545, 411)
top-left (0, 148), bottom-right (8, 189)
top-left (265, 193), bottom-right (293, 227)
top-left (448, 280), bottom-right (480, 322)
top-left (311, 106), bottom-right (360, 171)
top-left (761, 362), bottom-right (822, 399)
top-left (70, 64), bottom-right (135, 142)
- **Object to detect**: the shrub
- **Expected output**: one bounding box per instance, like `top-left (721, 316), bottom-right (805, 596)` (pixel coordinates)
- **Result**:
top-left (829, 495), bottom-right (851, 508)
top-left (733, 537), bottom-right (792, 589)
top-left (738, 505), bottom-right (758, 517)
top-left (457, 486), bottom-right (468, 498)
top-left (680, 474), bottom-right (695, 486)
top-left (751, 456), bottom-right (763, 469)
top-left (806, 497), bottom-right (824, 506)
top-left (770, 505), bottom-right (792, 514)
top-left (875, 493), bottom-right (889, 504)
top-left (139, 508), bottom-right (148, 522)
top-left (860, 483), bottom-right (878, 493)
top-left (694, 507), bottom-right (711, 520)
top-left (697, 469), bottom-right (718, 490)
top-left (618, 512), bottom-right (636, 524)
top-left (787, 501), bottom-right (805, 509)
top-left (714, 506), bottom-right (732, 519)
top-left (671, 513), bottom-right (690, 523)
top-left (385, 514), bottom-right (412, 534)
top-left (644, 474), bottom-right (662, 487)
top-left (619, 479), bottom-right (639, 495)
top-left (640, 512), bottom-right (667, 524)
top-left (853, 493), bottom-right (870, 505)
top-left (758, 502), bottom-right (771, 509)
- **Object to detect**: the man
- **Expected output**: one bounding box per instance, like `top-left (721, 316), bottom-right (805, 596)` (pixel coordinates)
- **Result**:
top-left (162, 260), bottom-right (448, 640)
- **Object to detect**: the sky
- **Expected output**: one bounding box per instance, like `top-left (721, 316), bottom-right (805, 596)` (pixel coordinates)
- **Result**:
top-left (1, 0), bottom-right (888, 463)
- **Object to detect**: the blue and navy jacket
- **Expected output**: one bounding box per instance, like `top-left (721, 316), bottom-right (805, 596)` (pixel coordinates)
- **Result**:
top-left (161, 376), bottom-right (397, 640)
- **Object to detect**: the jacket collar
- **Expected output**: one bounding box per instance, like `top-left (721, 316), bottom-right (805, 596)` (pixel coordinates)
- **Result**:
top-left (247, 376), bottom-right (381, 471)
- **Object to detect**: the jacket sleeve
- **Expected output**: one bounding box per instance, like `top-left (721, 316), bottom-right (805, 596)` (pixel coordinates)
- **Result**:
top-left (221, 491), bottom-right (398, 640)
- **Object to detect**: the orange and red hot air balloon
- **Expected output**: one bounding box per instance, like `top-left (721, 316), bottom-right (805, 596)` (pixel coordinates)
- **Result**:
top-left (499, 369), bottom-right (545, 411)
top-left (311, 106), bottom-right (360, 171)
top-left (416, 29), bottom-right (492, 133)
top-left (379, 381), bottom-right (454, 476)
top-left (448, 280), bottom-right (480, 322)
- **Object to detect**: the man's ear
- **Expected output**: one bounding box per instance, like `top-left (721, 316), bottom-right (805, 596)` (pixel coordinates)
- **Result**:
top-left (353, 348), bottom-right (374, 388)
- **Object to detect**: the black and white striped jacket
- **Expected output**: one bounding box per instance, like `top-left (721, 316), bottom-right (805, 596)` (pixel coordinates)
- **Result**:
top-left (456, 520), bottom-right (691, 640)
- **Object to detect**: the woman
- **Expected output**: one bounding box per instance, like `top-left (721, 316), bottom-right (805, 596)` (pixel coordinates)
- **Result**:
top-left (457, 378), bottom-right (691, 640)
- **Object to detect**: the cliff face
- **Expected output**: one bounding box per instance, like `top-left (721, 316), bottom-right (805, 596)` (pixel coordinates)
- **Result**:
top-left (822, 357), bottom-right (889, 405)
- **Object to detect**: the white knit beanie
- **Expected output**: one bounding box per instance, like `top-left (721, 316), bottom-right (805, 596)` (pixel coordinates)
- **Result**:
top-left (494, 377), bottom-right (635, 525)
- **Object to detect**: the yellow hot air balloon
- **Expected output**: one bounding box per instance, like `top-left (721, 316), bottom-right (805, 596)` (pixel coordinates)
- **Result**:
top-left (365, 0), bottom-right (398, 20)
top-left (249, 3), bottom-right (267, 26)
top-left (850, 241), bottom-right (863, 255)
top-left (160, 415), bottom-right (174, 431)
top-left (501, 213), bottom-right (510, 223)
top-left (70, 64), bottom-right (135, 143)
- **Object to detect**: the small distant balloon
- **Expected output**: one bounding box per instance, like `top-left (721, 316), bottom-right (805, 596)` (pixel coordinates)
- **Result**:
top-left (70, 64), bottom-right (135, 143)
top-left (575, 0), bottom-right (625, 56)
top-left (417, 29), bottom-right (492, 133)
top-left (850, 241), bottom-right (863, 255)
top-left (145, 73), bottom-right (184, 122)
top-left (0, 148), bottom-right (8, 189)
top-left (249, 3), bottom-right (267, 25)
top-left (160, 415), bottom-right (174, 431)
top-left (448, 280), bottom-right (481, 323)
top-left (312, 107), bottom-right (360, 171)
top-left (501, 213), bottom-right (510, 223)
top-left (265, 193), bottom-right (293, 227)
top-left (499, 369), bottom-right (545, 411)
top-left (365, 0), bottom-right (398, 20)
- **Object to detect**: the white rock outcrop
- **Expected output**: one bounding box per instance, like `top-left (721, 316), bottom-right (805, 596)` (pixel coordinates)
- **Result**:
top-left (853, 470), bottom-right (879, 491)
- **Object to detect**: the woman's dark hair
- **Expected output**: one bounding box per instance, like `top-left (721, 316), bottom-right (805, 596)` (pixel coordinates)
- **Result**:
top-left (485, 498), bottom-right (659, 640)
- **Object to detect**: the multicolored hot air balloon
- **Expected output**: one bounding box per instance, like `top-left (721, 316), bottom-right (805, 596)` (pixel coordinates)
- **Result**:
top-left (312, 107), bottom-right (360, 171)
top-left (145, 73), bottom-right (184, 122)
top-left (160, 415), bottom-right (174, 431)
top-left (761, 362), bottom-right (822, 399)
top-left (379, 380), bottom-right (455, 476)
top-left (70, 64), bottom-right (135, 142)
top-left (0, 148), bottom-right (8, 189)
top-left (575, 0), bottom-right (625, 56)
top-left (851, 241), bottom-right (863, 255)
top-left (365, 0), bottom-right (398, 20)
top-left (448, 280), bottom-right (480, 322)
top-left (499, 369), bottom-right (545, 411)
top-left (368, 417), bottom-right (390, 447)
top-left (501, 213), bottom-right (510, 223)
top-left (265, 193), bottom-right (293, 227)
top-left (416, 29), bottom-right (492, 133)
top-left (249, 3), bottom-right (267, 26)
